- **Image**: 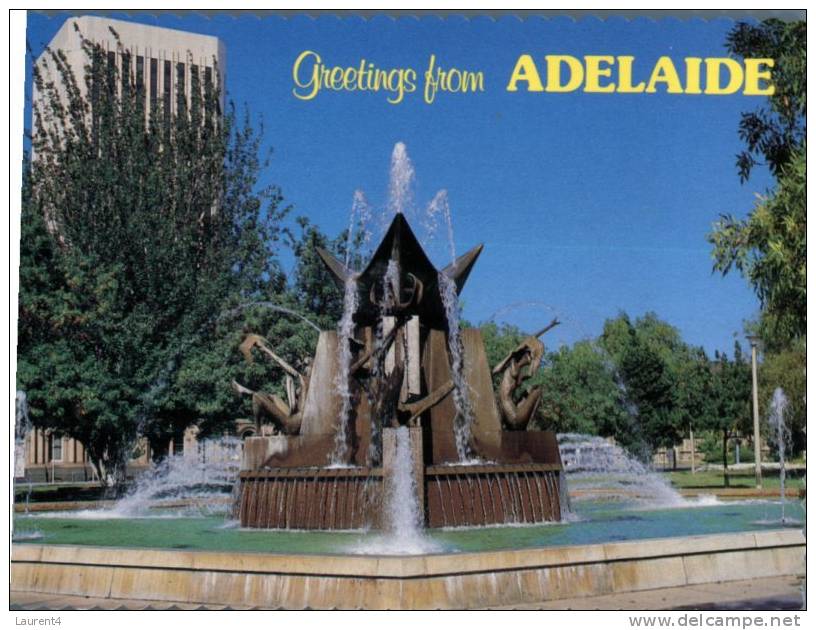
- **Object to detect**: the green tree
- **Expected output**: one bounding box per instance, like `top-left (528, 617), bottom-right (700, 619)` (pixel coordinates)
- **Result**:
top-left (758, 337), bottom-right (805, 456)
top-left (709, 19), bottom-right (806, 343)
top-left (599, 312), bottom-right (715, 454)
top-left (479, 321), bottom-right (526, 372)
top-left (705, 343), bottom-right (753, 485)
top-left (17, 31), bottom-right (286, 483)
top-left (156, 217), bottom-right (364, 446)
top-left (632, 314), bottom-right (713, 445)
top-left (285, 216), bottom-right (361, 327)
top-left (617, 334), bottom-right (680, 451)
top-left (726, 20), bottom-right (806, 182)
top-left (534, 341), bottom-right (632, 440)
top-left (600, 314), bottom-right (679, 451)
top-left (673, 346), bottom-right (714, 447)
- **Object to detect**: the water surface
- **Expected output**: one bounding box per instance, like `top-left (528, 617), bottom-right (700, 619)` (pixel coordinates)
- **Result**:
top-left (13, 499), bottom-right (804, 556)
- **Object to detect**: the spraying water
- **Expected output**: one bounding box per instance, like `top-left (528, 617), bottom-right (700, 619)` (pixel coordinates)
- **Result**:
top-left (768, 388), bottom-right (793, 523)
top-left (331, 276), bottom-right (359, 465)
top-left (557, 433), bottom-right (697, 507)
top-left (439, 273), bottom-right (474, 461)
top-left (344, 190), bottom-right (373, 270)
top-left (14, 391), bottom-right (31, 479)
top-left (11, 391), bottom-right (41, 540)
top-left (115, 436), bottom-right (241, 517)
top-left (386, 428), bottom-right (423, 539)
top-left (352, 142), bottom-right (462, 269)
top-left (219, 301), bottom-right (322, 333)
top-left (348, 427), bottom-right (442, 554)
top-left (340, 142), bottom-right (475, 462)
top-left (426, 184), bottom-right (477, 462)
top-left (423, 189), bottom-right (457, 264)
top-left (37, 436), bottom-right (243, 520)
top-left (387, 142), bottom-right (415, 219)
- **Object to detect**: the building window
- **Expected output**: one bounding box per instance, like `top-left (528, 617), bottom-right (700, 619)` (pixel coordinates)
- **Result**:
top-left (91, 49), bottom-right (101, 145)
top-left (106, 50), bottom-right (116, 95)
top-left (121, 52), bottom-right (131, 96)
top-left (204, 66), bottom-right (214, 124)
top-left (136, 55), bottom-right (144, 90)
top-left (149, 57), bottom-right (158, 112)
top-left (50, 434), bottom-right (63, 462)
top-left (176, 62), bottom-right (186, 116)
top-left (190, 64), bottom-right (199, 116)
top-left (135, 55), bottom-right (145, 114)
top-left (163, 59), bottom-right (172, 122)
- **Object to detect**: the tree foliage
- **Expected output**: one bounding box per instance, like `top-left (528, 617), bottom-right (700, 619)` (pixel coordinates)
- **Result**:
top-left (18, 30), bottom-right (287, 482)
top-left (725, 20), bottom-right (806, 182)
top-left (758, 337), bottom-right (805, 455)
top-left (705, 343), bottom-right (753, 482)
top-left (535, 340), bottom-right (632, 441)
top-left (598, 313), bottom-right (713, 452)
top-left (480, 321), bottom-right (526, 371)
top-left (709, 19), bottom-right (806, 344)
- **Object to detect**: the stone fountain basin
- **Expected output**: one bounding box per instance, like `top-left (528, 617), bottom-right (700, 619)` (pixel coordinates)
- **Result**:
top-left (12, 499), bottom-right (805, 608)
top-left (11, 528), bottom-right (805, 609)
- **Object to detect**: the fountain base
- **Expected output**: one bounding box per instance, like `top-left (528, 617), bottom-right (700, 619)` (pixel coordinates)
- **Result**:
top-left (236, 428), bottom-right (565, 529)
top-left (11, 530), bottom-right (804, 609)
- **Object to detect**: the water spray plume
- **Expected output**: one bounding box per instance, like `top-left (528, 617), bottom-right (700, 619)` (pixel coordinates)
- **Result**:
top-left (388, 141), bottom-right (415, 218)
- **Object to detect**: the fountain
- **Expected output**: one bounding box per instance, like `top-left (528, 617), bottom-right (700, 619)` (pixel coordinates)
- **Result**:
top-left (14, 391), bottom-right (31, 480)
top-left (558, 433), bottom-right (688, 507)
top-left (765, 388), bottom-right (801, 526)
top-left (111, 436), bottom-right (242, 517)
top-left (11, 145), bottom-right (806, 609)
top-left (236, 210), bottom-right (565, 530)
top-left (12, 392), bottom-right (41, 541)
top-left (25, 436), bottom-right (243, 520)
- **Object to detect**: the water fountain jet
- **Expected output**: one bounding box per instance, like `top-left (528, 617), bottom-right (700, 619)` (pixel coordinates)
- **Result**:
top-left (764, 388), bottom-right (802, 526)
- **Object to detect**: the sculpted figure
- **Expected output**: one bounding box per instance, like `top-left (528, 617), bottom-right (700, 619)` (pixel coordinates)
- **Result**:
top-left (232, 334), bottom-right (311, 435)
top-left (349, 313), bottom-right (454, 429)
top-left (492, 319), bottom-right (558, 431)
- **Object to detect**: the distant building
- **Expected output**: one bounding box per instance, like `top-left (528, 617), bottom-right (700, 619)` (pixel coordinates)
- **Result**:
top-left (21, 16), bottom-right (239, 483)
top-left (23, 423), bottom-right (261, 483)
top-left (33, 15), bottom-right (225, 129)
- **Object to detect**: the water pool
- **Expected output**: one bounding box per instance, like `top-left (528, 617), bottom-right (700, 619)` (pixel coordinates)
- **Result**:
top-left (13, 499), bottom-right (804, 556)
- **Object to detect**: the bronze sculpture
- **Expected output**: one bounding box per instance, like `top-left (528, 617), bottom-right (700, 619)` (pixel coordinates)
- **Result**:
top-left (231, 334), bottom-right (310, 435)
top-left (235, 214), bottom-right (566, 530)
top-left (492, 319), bottom-right (559, 430)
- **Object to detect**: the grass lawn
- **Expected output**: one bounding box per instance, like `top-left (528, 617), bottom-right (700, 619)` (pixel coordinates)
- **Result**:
top-left (666, 469), bottom-right (805, 490)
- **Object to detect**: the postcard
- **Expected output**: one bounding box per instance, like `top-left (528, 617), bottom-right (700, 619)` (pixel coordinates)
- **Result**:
top-left (10, 10), bottom-right (807, 615)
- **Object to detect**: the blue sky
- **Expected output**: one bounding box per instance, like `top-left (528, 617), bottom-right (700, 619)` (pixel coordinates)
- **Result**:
top-left (24, 12), bottom-right (775, 355)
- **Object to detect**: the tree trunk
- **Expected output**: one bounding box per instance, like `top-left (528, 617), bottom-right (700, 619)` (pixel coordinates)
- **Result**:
top-left (722, 430), bottom-right (730, 487)
top-left (690, 428), bottom-right (696, 474)
top-left (88, 448), bottom-right (127, 491)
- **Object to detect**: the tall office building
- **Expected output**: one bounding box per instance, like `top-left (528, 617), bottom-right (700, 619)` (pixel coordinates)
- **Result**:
top-left (22, 16), bottom-right (231, 482)
top-left (34, 15), bottom-right (225, 126)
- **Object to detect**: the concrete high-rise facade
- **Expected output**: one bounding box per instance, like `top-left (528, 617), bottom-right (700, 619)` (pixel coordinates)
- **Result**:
top-left (34, 15), bottom-right (225, 126)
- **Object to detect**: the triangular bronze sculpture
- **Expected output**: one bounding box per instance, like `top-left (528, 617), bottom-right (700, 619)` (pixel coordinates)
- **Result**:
top-left (317, 213), bottom-right (484, 328)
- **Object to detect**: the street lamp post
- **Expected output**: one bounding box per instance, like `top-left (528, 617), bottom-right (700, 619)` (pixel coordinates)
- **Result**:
top-left (747, 335), bottom-right (762, 488)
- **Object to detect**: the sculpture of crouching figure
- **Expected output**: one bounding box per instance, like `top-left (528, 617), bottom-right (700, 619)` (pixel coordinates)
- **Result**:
top-left (492, 319), bottom-right (558, 431)
top-left (232, 334), bottom-right (311, 436)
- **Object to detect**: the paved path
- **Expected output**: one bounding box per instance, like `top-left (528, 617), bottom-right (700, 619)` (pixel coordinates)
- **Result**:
top-left (492, 576), bottom-right (804, 610)
top-left (10, 576), bottom-right (804, 611)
